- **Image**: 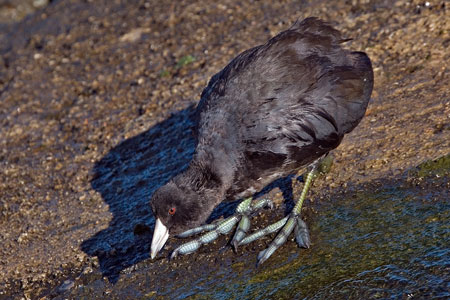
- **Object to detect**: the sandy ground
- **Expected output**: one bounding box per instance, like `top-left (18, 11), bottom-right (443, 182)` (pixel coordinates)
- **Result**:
top-left (0, 0), bottom-right (448, 298)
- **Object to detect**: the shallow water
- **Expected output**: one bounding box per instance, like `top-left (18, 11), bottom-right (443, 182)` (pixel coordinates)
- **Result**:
top-left (170, 186), bottom-right (449, 299)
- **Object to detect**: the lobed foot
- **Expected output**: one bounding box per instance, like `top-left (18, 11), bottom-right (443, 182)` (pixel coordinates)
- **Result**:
top-left (171, 198), bottom-right (273, 259)
top-left (237, 213), bottom-right (310, 265)
top-left (253, 214), bottom-right (310, 265)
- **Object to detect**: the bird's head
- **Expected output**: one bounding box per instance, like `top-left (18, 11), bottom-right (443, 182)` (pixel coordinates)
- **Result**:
top-left (150, 181), bottom-right (207, 259)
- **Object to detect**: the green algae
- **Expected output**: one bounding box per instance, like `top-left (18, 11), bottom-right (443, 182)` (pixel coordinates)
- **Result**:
top-left (176, 55), bottom-right (196, 68)
top-left (410, 154), bottom-right (450, 178)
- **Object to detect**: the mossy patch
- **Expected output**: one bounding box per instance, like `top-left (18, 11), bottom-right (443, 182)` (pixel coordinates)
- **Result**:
top-left (410, 154), bottom-right (450, 178)
top-left (176, 55), bottom-right (195, 68)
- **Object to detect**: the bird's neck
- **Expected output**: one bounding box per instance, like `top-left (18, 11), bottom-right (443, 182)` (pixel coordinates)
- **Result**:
top-left (180, 146), bottom-right (237, 202)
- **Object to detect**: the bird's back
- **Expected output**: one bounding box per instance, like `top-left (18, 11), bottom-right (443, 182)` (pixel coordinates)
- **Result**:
top-left (194, 17), bottom-right (373, 198)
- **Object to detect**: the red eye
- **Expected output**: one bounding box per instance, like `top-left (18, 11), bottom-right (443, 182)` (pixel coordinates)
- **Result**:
top-left (168, 207), bottom-right (176, 215)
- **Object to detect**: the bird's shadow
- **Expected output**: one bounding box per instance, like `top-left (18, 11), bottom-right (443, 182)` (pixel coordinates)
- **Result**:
top-left (81, 104), bottom-right (299, 283)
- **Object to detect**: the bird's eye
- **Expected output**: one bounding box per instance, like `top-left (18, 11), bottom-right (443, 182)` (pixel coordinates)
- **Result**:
top-left (168, 207), bottom-right (176, 215)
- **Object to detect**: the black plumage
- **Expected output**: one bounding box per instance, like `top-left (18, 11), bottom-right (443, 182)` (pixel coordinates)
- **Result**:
top-left (150, 17), bottom-right (373, 259)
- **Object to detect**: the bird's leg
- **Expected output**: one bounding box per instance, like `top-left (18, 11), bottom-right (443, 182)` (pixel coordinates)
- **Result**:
top-left (239, 154), bottom-right (333, 265)
top-left (171, 197), bottom-right (273, 259)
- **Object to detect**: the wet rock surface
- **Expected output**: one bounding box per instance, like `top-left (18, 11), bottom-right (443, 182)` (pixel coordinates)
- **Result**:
top-left (0, 0), bottom-right (448, 299)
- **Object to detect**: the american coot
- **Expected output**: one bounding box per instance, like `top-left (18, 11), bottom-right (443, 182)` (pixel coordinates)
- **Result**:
top-left (150, 17), bottom-right (373, 265)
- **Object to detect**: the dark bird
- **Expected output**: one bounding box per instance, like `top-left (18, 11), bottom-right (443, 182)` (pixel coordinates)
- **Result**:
top-left (150, 17), bottom-right (373, 264)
